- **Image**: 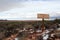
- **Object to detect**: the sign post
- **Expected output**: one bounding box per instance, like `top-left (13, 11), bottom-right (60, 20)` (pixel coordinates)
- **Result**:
top-left (37, 14), bottom-right (49, 32)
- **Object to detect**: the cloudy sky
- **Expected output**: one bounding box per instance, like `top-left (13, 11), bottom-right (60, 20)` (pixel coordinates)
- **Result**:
top-left (0, 0), bottom-right (60, 20)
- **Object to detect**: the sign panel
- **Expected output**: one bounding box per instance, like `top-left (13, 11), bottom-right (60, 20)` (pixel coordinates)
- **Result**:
top-left (37, 14), bottom-right (49, 19)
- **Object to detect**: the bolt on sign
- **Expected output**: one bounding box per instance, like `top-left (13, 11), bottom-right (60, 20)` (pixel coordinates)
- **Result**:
top-left (37, 14), bottom-right (49, 19)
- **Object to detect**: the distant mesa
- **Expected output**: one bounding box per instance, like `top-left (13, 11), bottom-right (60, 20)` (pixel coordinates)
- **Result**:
top-left (0, 19), bottom-right (7, 21)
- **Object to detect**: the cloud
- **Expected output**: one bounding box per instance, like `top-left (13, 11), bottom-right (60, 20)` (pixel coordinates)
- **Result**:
top-left (0, 0), bottom-right (25, 11)
top-left (0, 1), bottom-right (60, 20)
top-left (0, 0), bottom-right (60, 11)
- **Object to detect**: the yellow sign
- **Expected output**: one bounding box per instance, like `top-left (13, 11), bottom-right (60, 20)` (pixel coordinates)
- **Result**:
top-left (37, 14), bottom-right (49, 19)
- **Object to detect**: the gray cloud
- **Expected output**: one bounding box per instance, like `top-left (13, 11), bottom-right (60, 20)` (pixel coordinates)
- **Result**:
top-left (0, 0), bottom-right (60, 12)
top-left (0, 0), bottom-right (25, 11)
top-left (0, 0), bottom-right (60, 20)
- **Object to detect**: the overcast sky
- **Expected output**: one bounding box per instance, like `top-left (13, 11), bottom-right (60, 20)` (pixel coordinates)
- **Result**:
top-left (0, 0), bottom-right (60, 20)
